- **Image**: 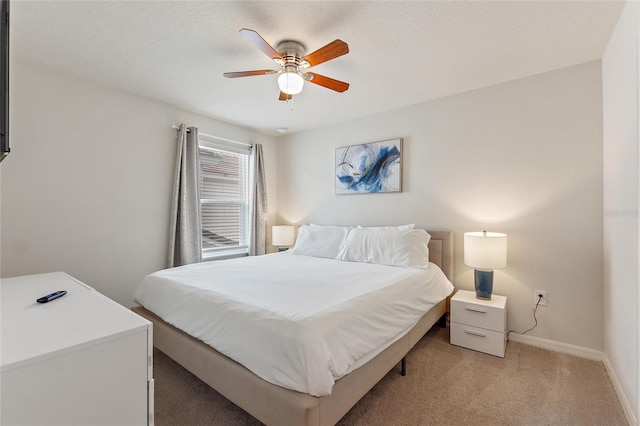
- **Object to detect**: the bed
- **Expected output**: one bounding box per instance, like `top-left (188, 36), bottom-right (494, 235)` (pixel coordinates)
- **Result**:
top-left (132, 228), bottom-right (454, 426)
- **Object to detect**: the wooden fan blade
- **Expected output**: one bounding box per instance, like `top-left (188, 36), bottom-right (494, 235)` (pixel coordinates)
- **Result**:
top-left (223, 70), bottom-right (276, 78)
top-left (240, 28), bottom-right (283, 61)
top-left (304, 72), bottom-right (349, 92)
top-left (301, 40), bottom-right (349, 67)
top-left (279, 91), bottom-right (293, 101)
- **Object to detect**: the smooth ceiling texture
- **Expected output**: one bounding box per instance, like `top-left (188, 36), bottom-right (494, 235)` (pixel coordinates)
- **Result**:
top-left (11, 1), bottom-right (625, 136)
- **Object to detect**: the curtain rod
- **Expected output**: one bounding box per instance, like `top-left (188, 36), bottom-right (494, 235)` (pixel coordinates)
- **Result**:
top-left (172, 125), bottom-right (252, 148)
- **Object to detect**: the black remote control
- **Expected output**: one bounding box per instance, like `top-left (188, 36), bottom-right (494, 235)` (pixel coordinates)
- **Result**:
top-left (36, 290), bottom-right (67, 303)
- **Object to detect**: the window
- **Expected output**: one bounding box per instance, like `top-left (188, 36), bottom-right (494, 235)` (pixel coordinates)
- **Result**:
top-left (199, 137), bottom-right (250, 258)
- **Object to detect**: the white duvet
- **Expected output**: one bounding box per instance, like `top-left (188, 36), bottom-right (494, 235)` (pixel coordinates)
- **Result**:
top-left (134, 252), bottom-right (453, 396)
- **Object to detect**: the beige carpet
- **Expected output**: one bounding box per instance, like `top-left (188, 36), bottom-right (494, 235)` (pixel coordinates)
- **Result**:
top-left (153, 326), bottom-right (628, 425)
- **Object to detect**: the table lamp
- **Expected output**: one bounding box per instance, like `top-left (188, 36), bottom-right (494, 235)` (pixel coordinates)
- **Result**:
top-left (272, 225), bottom-right (296, 252)
top-left (464, 231), bottom-right (507, 300)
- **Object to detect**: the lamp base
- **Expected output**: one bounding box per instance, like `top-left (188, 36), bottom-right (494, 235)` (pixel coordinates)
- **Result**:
top-left (474, 269), bottom-right (494, 300)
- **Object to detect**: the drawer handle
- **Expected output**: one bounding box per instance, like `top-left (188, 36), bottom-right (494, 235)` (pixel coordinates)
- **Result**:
top-left (464, 306), bottom-right (487, 313)
top-left (465, 329), bottom-right (487, 338)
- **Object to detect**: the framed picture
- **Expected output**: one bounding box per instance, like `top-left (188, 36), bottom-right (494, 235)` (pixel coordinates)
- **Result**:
top-left (335, 138), bottom-right (402, 194)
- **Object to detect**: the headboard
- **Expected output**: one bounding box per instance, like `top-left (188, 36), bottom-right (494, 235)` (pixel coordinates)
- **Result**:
top-left (427, 230), bottom-right (454, 283)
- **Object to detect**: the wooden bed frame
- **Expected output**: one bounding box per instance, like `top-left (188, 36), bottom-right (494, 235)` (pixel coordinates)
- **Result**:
top-left (133, 230), bottom-right (454, 426)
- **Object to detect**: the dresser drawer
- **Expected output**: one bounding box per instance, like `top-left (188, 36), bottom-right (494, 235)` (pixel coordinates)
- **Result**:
top-left (450, 295), bottom-right (506, 332)
top-left (450, 322), bottom-right (505, 357)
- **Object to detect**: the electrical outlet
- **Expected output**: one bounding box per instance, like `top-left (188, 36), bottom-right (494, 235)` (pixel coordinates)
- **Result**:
top-left (535, 290), bottom-right (547, 306)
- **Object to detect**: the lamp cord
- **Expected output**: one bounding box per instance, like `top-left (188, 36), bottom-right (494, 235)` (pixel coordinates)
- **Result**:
top-left (507, 294), bottom-right (543, 342)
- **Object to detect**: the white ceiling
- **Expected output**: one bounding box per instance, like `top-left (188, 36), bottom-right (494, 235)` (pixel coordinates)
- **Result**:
top-left (11, 1), bottom-right (625, 136)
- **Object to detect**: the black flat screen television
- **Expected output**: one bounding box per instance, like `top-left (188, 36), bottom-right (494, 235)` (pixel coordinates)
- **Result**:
top-left (0, 0), bottom-right (9, 162)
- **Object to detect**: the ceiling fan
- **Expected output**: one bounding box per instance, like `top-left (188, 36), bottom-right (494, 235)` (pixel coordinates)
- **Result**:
top-left (223, 28), bottom-right (350, 101)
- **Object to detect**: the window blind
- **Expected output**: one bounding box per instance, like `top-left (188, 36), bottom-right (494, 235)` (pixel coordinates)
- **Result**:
top-left (199, 144), bottom-right (249, 257)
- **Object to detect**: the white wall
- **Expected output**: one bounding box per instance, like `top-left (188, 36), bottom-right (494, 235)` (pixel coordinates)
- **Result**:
top-left (277, 62), bottom-right (604, 351)
top-left (0, 59), bottom-right (278, 307)
top-left (602, 0), bottom-right (639, 422)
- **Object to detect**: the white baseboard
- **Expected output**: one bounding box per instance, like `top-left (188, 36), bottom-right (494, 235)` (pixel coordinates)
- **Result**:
top-left (508, 333), bottom-right (603, 360)
top-left (509, 334), bottom-right (636, 426)
top-left (602, 355), bottom-right (638, 426)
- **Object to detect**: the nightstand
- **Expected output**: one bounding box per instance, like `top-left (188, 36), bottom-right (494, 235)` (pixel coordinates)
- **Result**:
top-left (450, 289), bottom-right (507, 357)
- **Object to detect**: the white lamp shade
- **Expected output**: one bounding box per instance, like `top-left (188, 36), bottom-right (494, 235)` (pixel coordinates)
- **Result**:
top-left (464, 231), bottom-right (507, 270)
top-left (272, 225), bottom-right (296, 247)
top-left (278, 72), bottom-right (304, 95)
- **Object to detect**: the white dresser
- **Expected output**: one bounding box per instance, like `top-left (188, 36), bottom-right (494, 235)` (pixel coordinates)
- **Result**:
top-left (1, 272), bottom-right (154, 425)
top-left (450, 289), bottom-right (507, 357)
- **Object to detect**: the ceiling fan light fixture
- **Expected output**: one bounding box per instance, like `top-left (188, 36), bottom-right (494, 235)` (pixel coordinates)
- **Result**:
top-left (278, 71), bottom-right (304, 95)
top-left (224, 29), bottom-right (349, 101)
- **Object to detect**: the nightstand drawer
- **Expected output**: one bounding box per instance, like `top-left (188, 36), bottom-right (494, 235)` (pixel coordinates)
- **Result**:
top-left (450, 322), bottom-right (505, 357)
top-left (450, 295), bottom-right (506, 332)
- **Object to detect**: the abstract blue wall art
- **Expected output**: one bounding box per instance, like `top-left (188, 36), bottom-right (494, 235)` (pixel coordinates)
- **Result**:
top-left (335, 139), bottom-right (402, 194)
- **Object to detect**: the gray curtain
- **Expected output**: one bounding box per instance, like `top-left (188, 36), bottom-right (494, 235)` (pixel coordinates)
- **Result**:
top-left (167, 124), bottom-right (202, 267)
top-left (249, 143), bottom-right (268, 256)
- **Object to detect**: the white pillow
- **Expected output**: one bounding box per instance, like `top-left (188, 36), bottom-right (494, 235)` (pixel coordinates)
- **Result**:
top-left (310, 223), bottom-right (352, 229)
top-left (292, 224), bottom-right (349, 259)
top-left (357, 224), bottom-right (415, 230)
top-left (337, 228), bottom-right (431, 268)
